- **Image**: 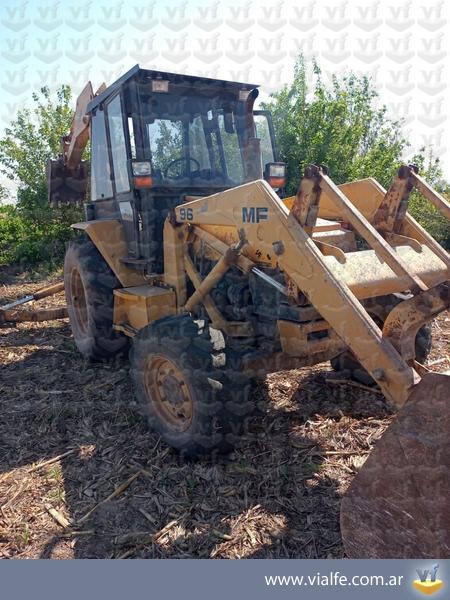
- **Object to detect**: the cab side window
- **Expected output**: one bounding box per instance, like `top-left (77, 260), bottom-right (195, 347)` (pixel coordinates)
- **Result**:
top-left (107, 95), bottom-right (130, 194)
top-left (91, 110), bottom-right (113, 200)
top-left (254, 113), bottom-right (275, 169)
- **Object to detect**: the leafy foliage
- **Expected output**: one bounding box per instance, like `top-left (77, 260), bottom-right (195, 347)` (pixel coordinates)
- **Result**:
top-left (262, 59), bottom-right (403, 191)
top-left (0, 185), bottom-right (9, 203)
top-left (0, 204), bottom-right (79, 267)
top-left (407, 150), bottom-right (450, 248)
top-left (149, 120), bottom-right (183, 175)
top-left (263, 58), bottom-right (449, 247)
top-left (0, 86), bottom-right (83, 268)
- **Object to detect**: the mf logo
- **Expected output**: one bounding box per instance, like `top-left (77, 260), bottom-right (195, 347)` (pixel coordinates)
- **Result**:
top-left (413, 564), bottom-right (443, 595)
top-left (242, 207), bottom-right (268, 223)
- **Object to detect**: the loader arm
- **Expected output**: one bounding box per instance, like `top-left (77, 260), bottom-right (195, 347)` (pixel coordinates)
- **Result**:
top-left (63, 82), bottom-right (93, 169)
top-left (174, 178), bottom-right (442, 406)
top-left (47, 81), bottom-right (105, 206)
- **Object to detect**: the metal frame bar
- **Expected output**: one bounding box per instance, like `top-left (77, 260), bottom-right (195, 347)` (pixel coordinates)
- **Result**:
top-left (374, 166), bottom-right (414, 233)
top-left (184, 250), bottom-right (236, 313)
top-left (319, 171), bottom-right (428, 293)
top-left (291, 164), bottom-right (322, 235)
top-left (183, 254), bottom-right (253, 337)
top-left (410, 170), bottom-right (450, 220)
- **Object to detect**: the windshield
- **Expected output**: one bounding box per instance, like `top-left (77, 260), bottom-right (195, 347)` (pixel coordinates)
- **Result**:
top-left (141, 92), bottom-right (246, 187)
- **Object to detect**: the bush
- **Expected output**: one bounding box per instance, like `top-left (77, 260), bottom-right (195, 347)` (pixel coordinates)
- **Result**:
top-left (0, 85), bottom-right (84, 270)
top-left (409, 194), bottom-right (450, 249)
top-left (0, 203), bottom-right (81, 268)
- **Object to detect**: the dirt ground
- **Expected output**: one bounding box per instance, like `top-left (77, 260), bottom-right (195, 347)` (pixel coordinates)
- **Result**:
top-left (1, 274), bottom-right (449, 559)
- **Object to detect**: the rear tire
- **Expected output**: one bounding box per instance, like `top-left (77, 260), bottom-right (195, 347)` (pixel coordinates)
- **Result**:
top-left (64, 235), bottom-right (128, 360)
top-left (331, 295), bottom-right (433, 386)
top-left (130, 315), bottom-right (253, 457)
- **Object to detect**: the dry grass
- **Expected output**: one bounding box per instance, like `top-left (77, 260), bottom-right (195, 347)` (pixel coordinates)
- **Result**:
top-left (0, 275), bottom-right (449, 559)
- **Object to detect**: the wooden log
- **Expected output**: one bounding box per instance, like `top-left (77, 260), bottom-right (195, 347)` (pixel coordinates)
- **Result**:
top-left (0, 306), bottom-right (68, 323)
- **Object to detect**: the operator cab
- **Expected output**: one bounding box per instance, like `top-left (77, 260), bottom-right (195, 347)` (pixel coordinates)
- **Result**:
top-left (87, 65), bottom-right (283, 273)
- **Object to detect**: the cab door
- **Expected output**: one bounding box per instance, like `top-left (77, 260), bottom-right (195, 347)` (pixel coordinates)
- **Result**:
top-left (104, 93), bottom-right (138, 257)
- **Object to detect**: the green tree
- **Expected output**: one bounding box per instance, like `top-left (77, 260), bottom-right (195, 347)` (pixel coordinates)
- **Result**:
top-left (149, 120), bottom-right (183, 174)
top-left (262, 58), bottom-right (407, 192)
top-left (262, 57), bottom-right (449, 247)
top-left (0, 86), bottom-right (82, 267)
top-left (0, 184), bottom-right (9, 204)
top-left (408, 149), bottom-right (450, 247)
top-left (0, 85), bottom-right (73, 211)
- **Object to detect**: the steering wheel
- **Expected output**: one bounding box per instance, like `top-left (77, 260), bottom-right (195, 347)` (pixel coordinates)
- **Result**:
top-left (164, 157), bottom-right (200, 180)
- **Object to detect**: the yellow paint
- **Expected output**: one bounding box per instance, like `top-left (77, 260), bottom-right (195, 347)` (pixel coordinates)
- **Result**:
top-left (323, 244), bottom-right (447, 300)
top-left (72, 220), bottom-right (146, 287)
top-left (199, 220), bottom-right (353, 266)
top-left (283, 177), bottom-right (385, 220)
top-left (413, 580), bottom-right (443, 595)
top-left (113, 285), bottom-right (176, 332)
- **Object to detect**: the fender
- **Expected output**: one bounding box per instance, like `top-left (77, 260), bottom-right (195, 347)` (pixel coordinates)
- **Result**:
top-left (72, 219), bottom-right (146, 287)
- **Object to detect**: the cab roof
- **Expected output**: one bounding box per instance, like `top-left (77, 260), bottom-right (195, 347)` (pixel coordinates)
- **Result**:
top-left (87, 64), bottom-right (259, 113)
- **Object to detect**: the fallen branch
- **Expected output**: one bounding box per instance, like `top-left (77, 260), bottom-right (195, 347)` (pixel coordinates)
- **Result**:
top-left (212, 529), bottom-right (233, 541)
top-left (321, 449), bottom-right (370, 456)
top-left (28, 448), bottom-right (78, 473)
top-left (45, 504), bottom-right (71, 529)
top-left (1, 482), bottom-right (26, 509)
top-left (77, 470), bottom-right (142, 524)
top-left (427, 358), bottom-right (447, 366)
top-left (60, 530), bottom-right (94, 538)
top-left (37, 390), bottom-right (75, 395)
top-left (117, 520), bottom-right (178, 559)
top-left (325, 378), bottom-right (382, 394)
top-left (138, 507), bottom-right (157, 525)
top-left (153, 519), bottom-right (177, 542)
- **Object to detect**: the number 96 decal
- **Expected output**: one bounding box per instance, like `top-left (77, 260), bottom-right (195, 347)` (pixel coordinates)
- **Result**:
top-left (179, 207), bottom-right (193, 221)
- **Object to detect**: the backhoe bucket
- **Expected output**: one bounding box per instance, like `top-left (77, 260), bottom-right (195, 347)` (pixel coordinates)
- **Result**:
top-left (341, 372), bottom-right (450, 558)
top-left (47, 158), bottom-right (89, 207)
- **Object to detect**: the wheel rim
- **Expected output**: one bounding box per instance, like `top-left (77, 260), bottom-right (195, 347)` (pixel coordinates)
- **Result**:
top-left (144, 355), bottom-right (194, 432)
top-left (70, 267), bottom-right (88, 334)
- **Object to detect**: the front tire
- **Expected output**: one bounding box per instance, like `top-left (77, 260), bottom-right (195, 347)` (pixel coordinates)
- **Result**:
top-left (130, 315), bottom-right (253, 457)
top-left (64, 235), bottom-right (128, 360)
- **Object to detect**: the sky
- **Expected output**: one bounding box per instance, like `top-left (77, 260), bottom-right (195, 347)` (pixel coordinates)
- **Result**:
top-left (0, 0), bottom-right (449, 195)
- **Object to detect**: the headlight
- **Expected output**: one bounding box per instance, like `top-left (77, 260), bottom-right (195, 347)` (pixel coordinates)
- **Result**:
top-left (264, 162), bottom-right (286, 189)
top-left (132, 161), bottom-right (152, 176)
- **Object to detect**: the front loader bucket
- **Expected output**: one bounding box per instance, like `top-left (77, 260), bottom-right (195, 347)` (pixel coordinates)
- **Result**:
top-left (341, 372), bottom-right (450, 558)
top-left (47, 158), bottom-right (89, 207)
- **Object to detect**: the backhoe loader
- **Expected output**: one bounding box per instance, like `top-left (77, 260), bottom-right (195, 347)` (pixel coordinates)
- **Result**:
top-left (46, 65), bottom-right (450, 558)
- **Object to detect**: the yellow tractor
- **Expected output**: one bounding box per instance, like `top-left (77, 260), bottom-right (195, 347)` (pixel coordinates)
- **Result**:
top-left (46, 65), bottom-right (449, 558)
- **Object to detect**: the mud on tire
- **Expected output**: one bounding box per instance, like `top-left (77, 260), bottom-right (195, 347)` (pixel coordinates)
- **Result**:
top-left (130, 314), bottom-right (253, 458)
top-left (64, 235), bottom-right (128, 360)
